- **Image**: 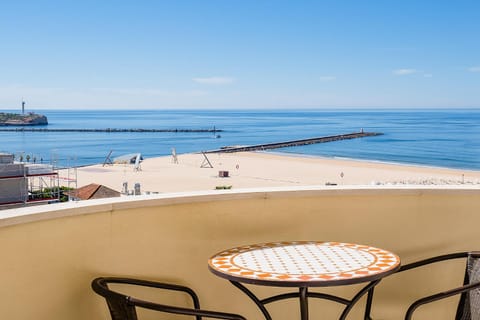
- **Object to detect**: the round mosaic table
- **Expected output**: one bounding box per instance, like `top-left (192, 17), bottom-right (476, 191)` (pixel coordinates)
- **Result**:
top-left (208, 241), bottom-right (400, 320)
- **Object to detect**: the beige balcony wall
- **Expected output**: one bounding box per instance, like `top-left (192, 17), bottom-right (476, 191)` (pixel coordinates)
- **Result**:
top-left (0, 187), bottom-right (479, 320)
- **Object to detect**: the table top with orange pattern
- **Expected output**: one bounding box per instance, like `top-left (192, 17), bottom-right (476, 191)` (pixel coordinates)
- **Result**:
top-left (208, 241), bottom-right (400, 287)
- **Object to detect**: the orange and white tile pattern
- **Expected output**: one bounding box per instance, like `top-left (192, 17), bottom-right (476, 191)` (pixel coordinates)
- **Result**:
top-left (209, 241), bottom-right (400, 285)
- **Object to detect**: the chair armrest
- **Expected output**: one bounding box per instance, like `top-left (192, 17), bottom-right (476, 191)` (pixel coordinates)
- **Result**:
top-left (405, 280), bottom-right (480, 320)
top-left (130, 297), bottom-right (247, 320)
top-left (98, 277), bottom-right (200, 309)
top-left (399, 252), bottom-right (469, 273)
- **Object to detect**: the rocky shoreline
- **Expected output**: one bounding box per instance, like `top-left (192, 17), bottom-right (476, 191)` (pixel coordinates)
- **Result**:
top-left (0, 112), bottom-right (48, 126)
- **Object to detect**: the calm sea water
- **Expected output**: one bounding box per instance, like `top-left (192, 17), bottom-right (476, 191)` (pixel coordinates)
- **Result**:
top-left (0, 109), bottom-right (479, 170)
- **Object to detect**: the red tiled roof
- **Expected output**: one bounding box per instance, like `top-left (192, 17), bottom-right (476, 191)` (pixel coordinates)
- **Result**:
top-left (68, 183), bottom-right (121, 200)
top-left (72, 183), bottom-right (101, 200)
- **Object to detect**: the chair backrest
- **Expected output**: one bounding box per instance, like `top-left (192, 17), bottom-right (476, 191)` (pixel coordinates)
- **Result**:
top-left (458, 253), bottom-right (480, 320)
top-left (92, 277), bottom-right (139, 320)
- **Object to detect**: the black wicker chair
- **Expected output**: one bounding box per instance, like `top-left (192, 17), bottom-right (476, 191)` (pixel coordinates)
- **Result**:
top-left (365, 252), bottom-right (480, 320)
top-left (92, 277), bottom-right (246, 320)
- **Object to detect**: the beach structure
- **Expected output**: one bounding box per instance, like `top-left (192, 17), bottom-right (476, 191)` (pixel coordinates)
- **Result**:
top-left (102, 150), bottom-right (114, 167)
top-left (171, 147), bottom-right (179, 164)
top-left (113, 153), bottom-right (143, 165)
top-left (0, 153), bottom-right (60, 208)
top-left (200, 152), bottom-right (214, 168)
top-left (112, 153), bottom-right (143, 171)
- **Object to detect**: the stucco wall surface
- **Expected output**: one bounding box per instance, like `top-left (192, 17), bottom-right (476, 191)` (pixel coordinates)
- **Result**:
top-left (0, 186), bottom-right (479, 319)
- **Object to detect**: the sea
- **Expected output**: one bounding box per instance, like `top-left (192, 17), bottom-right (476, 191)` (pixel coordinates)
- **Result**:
top-left (0, 109), bottom-right (479, 171)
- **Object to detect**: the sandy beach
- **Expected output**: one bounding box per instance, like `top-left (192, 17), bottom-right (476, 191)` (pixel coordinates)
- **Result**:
top-left (60, 152), bottom-right (480, 195)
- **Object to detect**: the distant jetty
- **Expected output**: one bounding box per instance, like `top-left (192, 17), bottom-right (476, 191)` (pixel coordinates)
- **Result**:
top-left (205, 131), bottom-right (383, 153)
top-left (0, 112), bottom-right (48, 126)
top-left (0, 127), bottom-right (221, 133)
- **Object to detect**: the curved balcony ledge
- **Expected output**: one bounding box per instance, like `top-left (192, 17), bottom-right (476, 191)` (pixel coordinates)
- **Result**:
top-left (0, 186), bottom-right (479, 319)
top-left (1, 185), bottom-right (479, 227)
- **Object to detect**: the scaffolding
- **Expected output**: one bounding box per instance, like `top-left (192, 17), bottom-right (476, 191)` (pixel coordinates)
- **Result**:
top-left (0, 153), bottom-right (62, 208)
top-left (26, 166), bottom-right (60, 203)
top-left (60, 156), bottom-right (78, 201)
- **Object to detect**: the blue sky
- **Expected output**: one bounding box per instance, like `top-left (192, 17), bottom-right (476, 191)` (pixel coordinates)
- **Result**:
top-left (1, 0), bottom-right (479, 109)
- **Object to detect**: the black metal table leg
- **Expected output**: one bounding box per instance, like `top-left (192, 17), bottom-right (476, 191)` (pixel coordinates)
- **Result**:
top-left (300, 287), bottom-right (309, 320)
top-left (230, 281), bottom-right (273, 320)
top-left (364, 287), bottom-right (375, 320)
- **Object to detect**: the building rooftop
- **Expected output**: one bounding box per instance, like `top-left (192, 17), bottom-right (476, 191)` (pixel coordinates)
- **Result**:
top-left (68, 183), bottom-right (120, 200)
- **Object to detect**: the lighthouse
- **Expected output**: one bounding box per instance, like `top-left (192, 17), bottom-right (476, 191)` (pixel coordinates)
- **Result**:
top-left (22, 100), bottom-right (25, 114)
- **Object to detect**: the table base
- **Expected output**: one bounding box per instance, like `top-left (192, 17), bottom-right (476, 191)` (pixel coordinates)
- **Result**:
top-left (230, 280), bottom-right (379, 320)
